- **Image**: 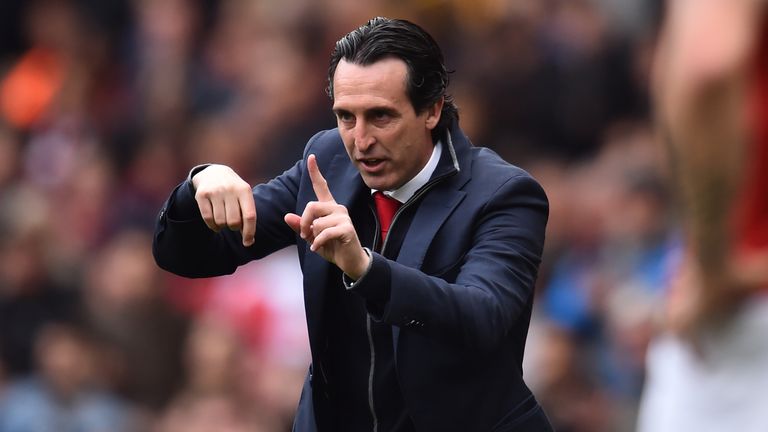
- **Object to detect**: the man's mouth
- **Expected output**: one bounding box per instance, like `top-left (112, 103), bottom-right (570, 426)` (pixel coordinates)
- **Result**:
top-left (358, 158), bottom-right (387, 174)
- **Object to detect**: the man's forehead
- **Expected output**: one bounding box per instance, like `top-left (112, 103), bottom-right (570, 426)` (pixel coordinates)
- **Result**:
top-left (332, 58), bottom-right (409, 101)
top-left (336, 57), bottom-right (409, 76)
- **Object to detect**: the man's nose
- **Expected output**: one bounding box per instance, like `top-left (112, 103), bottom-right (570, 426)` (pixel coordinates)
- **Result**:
top-left (353, 122), bottom-right (375, 151)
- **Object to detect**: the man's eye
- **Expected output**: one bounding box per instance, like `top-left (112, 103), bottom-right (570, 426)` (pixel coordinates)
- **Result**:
top-left (337, 112), bottom-right (354, 123)
top-left (371, 110), bottom-right (391, 122)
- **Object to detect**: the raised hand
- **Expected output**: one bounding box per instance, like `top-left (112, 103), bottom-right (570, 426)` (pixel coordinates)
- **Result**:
top-left (284, 154), bottom-right (370, 279)
top-left (192, 164), bottom-right (256, 247)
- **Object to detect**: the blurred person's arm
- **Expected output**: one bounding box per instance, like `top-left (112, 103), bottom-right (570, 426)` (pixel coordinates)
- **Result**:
top-left (654, 0), bottom-right (767, 332)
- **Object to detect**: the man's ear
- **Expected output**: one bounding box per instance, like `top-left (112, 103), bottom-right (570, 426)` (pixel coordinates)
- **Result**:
top-left (425, 98), bottom-right (444, 130)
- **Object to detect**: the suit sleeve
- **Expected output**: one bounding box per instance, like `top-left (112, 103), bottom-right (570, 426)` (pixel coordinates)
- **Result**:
top-left (151, 131), bottom-right (327, 277)
top-left (350, 174), bottom-right (548, 352)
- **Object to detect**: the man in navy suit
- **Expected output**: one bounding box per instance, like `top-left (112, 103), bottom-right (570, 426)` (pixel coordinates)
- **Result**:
top-left (153, 17), bottom-right (552, 431)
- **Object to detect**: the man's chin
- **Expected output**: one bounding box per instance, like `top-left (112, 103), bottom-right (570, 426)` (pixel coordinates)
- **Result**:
top-left (361, 175), bottom-right (394, 192)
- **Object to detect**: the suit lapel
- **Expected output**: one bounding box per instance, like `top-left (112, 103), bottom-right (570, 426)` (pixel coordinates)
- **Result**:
top-left (395, 123), bottom-right (472, 271)
top-left (303, 152), bottom-right (367, 357)
top-left (391, 124), bottom-right (473, 352)
top-left (328, 153), bottom-right (367, 208)
top-left (396, 188), bottom-right (466, 270)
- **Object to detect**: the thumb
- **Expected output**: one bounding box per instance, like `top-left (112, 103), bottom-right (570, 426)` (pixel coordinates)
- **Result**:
top-left (284, 213), bottom-right (301, 234)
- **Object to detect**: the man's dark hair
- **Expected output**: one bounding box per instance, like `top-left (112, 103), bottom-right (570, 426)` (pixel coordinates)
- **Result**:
top-left (327, 17), bottom-right (459, 142)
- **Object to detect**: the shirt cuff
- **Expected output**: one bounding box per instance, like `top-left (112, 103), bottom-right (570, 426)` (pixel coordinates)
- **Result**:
top-left (187, 163), bottom-right (213, 185)
top-left (165, 164), bottom-right (213, 221)
top-left (342, 247), bottom-right (373, 289)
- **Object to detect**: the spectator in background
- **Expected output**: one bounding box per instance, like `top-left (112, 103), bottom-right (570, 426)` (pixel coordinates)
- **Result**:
top-left (0, 185), bottom-right (79, 377)
top-left (80, 229), bottom-right (189, 412)
top-left (531, 122), bottom-right (674, 431)
top-left (638, 1), bottom-right (768, 431)
top-left (0, 358), bottom-right (6, 393)
top-left (0, 322), bottom-right (142, 432)
top-left (156, 316), bottom-right (278, 432)
top-left (0, 123), bottom-right (20, 189)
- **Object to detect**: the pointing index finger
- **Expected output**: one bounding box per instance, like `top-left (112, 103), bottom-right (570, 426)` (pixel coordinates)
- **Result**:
top-left (308, 154), bottom-right (335, 202)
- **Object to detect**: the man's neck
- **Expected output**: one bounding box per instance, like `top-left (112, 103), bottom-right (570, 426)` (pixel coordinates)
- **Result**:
top-left (372, 140), bottom-right (442, 203)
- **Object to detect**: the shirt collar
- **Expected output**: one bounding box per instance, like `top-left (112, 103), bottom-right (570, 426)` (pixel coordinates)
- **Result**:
top-left (371, 140), bottom-right (443, 204)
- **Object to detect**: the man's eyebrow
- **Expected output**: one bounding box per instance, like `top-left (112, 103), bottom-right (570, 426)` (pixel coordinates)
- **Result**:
top-left (367, 107), bottom-right (398, 116)
top-left (332, 108), bottom-right (352, 116)
top-left (332, 106), bottom-right (398, 116)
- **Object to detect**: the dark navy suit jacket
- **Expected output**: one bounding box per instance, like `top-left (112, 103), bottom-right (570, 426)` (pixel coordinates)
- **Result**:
top-left (153, 121), bottom-right (552, 431)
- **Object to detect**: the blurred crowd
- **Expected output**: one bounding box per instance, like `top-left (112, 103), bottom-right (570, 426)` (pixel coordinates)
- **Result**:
top-left (0, 0), bottom-right (670, 431)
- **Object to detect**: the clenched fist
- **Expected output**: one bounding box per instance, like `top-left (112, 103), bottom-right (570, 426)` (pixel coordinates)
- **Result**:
top-left (192, 164), bottom-right (257, 247)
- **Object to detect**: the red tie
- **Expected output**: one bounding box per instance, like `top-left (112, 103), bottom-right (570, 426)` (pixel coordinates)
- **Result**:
top-left (373, 192), bottom-right (402, 245)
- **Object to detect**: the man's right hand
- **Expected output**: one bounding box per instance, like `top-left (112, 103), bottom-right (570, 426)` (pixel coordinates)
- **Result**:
top-left (192, 164), bottom-right (256, 247)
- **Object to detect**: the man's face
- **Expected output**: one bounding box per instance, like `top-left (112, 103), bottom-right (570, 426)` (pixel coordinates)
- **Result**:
top-left (332, 58), bottom-right (442, 191)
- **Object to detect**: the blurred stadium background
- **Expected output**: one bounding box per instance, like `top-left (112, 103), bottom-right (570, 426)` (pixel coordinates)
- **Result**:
top-left (0, 0), bottom-right (672, 430)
